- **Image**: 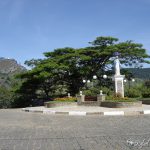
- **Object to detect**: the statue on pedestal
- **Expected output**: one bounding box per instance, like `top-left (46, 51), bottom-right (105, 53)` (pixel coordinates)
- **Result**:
top-left (114, 56), bottom-right (120, 76)
top-left (112, 52), bottom-right (125, 98)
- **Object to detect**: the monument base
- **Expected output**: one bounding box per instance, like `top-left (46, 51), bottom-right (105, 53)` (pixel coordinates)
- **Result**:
top-left (112, 75), bottom-right (125, 98)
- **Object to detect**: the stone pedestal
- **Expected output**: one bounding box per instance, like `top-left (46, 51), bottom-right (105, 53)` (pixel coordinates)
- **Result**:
top-left (97, 94), bottom-right (106, 105)
top-left (77, 95), bottom-right (85, 105)
top-left (112, 75), bottom-right (125, 98)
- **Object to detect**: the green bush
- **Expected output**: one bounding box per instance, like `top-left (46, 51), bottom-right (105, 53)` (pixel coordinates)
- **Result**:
top-left (100, 87), bottom-right (113, 96)
top-left (141, 88), bottom-right (150, 98)
top-left (125, 88), bottom-right (142, 98)
top-left (82, 87), bottom-right (113, 96)
top-left (82, 87), bottom-right (99, 96)
top-left (144, 80), bottom-right (150, 88)
top-left (83, 90), bottom-right (94, 96)
top-left (106, 93), bottom-right (130, 101)
top-left (0, 86), bottom-right (13, 108)
top-left (83, 89), bottom-right (99, 96)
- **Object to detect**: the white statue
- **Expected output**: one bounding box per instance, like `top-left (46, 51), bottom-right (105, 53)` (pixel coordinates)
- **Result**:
top-left (114, 56), bottom-right (120, 75)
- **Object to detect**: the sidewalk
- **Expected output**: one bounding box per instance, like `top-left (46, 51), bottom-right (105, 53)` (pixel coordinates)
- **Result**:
top-left (22, 104), bottom-right (150, 116)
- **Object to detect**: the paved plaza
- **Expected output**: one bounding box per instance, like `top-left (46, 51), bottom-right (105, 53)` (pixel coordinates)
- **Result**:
top-left (0, 109), bottom-right (150, 150)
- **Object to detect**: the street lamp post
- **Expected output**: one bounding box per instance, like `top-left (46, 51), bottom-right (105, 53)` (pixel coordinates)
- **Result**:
top-left (82, 79), bottom-right (90, 89)
top-left (82, 74), bottom-right (109, 91)
top-left (103, 74), bottom-right (107, 79)
top-left (92, 75), bottom-right (97, 88)
top-left (82, 75), bottom-right (97, 89)
top-left (124, 78), bottom-right (135, 89)
top-left (93, 75), bottom-right (97, 80)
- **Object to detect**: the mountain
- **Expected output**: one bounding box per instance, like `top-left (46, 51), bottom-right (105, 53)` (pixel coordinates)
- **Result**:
top-left (0, 57), bottom-right (26, 74)
top-left (124, 68), bottom-right (150, 80)
top-left (0, 57), bottom-right (26, 88)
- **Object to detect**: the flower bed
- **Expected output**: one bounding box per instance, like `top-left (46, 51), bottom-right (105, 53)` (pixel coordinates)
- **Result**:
top-left (54, 97), bottom-right (77, 102)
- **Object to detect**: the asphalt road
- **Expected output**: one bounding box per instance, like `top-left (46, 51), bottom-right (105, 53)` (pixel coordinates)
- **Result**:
top-left (0, 109), bottom-right (150, 150)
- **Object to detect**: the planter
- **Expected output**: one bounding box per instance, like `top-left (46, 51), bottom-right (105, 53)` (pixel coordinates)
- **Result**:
top-left (78, 101), bottom-right (98, 106)
top-left (141, 99), bottom-right (150, 104)
top-left (85, 96), bottom-right (97, 101)
top-left (100, 101), bottom-right (142, 108)
top-left (44, 101), bottom-right (77, 108)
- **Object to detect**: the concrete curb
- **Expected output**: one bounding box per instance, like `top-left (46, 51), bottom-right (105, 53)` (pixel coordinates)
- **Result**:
top-left (143, 110), bottom-right (150, 114)
top-left (104, 111), bottom-right (124, 116)
top-left (22, 108), bottom-right (150, 116)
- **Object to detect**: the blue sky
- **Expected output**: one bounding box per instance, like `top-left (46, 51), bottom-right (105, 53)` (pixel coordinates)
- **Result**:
top-left (0, 0), bottom-right (150, 67)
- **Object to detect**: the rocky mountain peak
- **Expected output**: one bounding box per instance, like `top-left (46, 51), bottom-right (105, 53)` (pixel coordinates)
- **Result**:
top-left (0, 58), bottom-right (26, 74)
